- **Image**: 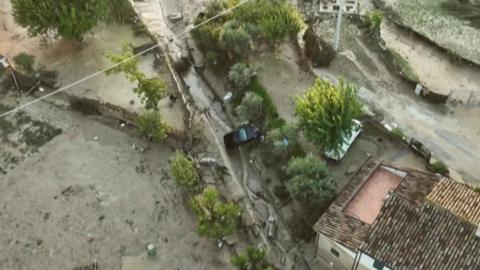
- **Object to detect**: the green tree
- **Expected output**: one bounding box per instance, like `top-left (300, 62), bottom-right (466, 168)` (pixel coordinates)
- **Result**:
top-left (228, 62), bottom-right (255, 91)
top-left (287, 154), bottom-right (336, 206)
top-left (135, 74), bottom-right (167, 111)
top-left (295, 78), bottom-right (362, 154)
top-left (106, 44), bottom-right (141, 81)
top-left (106, 44), bottom-right (166, 111)
top-left (11, 0), bottom-right (109, 41)
top-left (170, 152), bottom-right (200, 193)
top-left (136, 111), bottom-right (169, 141)
top-left (235, 92), bottom-right (263, 122)
top-left (219, 20), bottom-right (252, 56)
top-left (231, 246), bottom-right (274, 270)
top-left (191, 186), bottom-right (241, 239)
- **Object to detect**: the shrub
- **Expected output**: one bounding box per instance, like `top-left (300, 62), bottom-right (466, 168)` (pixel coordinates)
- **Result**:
top-left (365, 10), bottom-right (383, 34)
top-left (170, 152), bottom-right (200, 192)
top-left (219, 20), bottom-right (252, 56)
top-left (228, 62), bottom-right (255, 91)
top-left (390, 127), bottom-right (405, 140)
top-left (430, 161), bottom-right (449, 176)
top-left (136, 111), bottom-right (169, 141)
top-left (287, 154), bottom-right (336, 206)
top-left (235, 92), bottom-right (264, 122)
top-left (265, 123), bottom-right (300, 161)
top-left (191, 186), bottom-right (241, 239)
top-left (233, 0), bottom-right (303, 44)
top-left (250, 78), bottom-right (285, 129)
top-left (13, 53), bottom-right (35, 75)
top-left (231, 246), bottom-right (273, 270)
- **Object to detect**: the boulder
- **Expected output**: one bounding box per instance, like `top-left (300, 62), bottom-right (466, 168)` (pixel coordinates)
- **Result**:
top-left (303, 26), bottom-right (336, 67)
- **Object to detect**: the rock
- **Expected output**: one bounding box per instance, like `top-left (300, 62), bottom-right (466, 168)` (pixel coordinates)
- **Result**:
top-left (224, 235), bottom-right (237, 246)
top-left (303, 26), bottom-right (335, 67)
top-left (346, 165), bottom-right (357, 175)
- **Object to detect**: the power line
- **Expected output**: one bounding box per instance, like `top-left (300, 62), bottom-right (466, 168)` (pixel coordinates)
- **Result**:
top-left (0, 0), bottom-right (250, 118)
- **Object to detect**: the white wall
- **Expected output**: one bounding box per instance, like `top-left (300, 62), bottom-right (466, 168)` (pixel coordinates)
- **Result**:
top-left (316, 233), bottom-right (357, 270)
top-left (316, 234), bottom-right (390, 270)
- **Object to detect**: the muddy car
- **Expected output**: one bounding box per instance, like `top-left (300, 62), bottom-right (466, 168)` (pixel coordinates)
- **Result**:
top-left (223, 124), bottom-right (261, 149)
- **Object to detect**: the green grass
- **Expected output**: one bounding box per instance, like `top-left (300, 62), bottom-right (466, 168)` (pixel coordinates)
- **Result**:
top-left (387, 48), bottom-right (419, 82)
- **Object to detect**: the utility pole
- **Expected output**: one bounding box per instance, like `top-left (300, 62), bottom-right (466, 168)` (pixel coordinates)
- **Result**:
top-left (333, 0), bottom-right (344, 51)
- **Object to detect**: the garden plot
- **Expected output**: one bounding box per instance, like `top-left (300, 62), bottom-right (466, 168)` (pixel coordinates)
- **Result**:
top-left (0, 99), bottom-right (63, 174)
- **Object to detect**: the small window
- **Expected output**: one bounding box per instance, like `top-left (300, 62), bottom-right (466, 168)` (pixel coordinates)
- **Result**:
top-left (330, 248), bottom-right (340, 258)
top-left (333, 5), bottom-right (340, 11)
top-left (373, 260), bottom-right (384, 270)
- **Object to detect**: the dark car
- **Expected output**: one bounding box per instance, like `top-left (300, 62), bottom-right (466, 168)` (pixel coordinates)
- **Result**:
top-left (223, 124), bottom-right (261, 149)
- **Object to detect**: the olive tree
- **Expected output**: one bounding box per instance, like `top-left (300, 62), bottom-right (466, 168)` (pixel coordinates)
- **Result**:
top-left (191, 186), bottom-right (241, 239)
top-left (287, 154), bottom-right (336, 206)
top-left (235, 92), bottom-right (263, 122)
top-left (295, 78), bottom-right (362, 154)
top-left (11, 0), bottom-right (109, 41)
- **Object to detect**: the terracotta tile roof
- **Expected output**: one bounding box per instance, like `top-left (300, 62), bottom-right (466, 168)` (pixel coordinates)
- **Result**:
top-left (427, 178), bottom-right (480, 224)
top-left (360, 194), bottom-right (480, 270)
top-left (313, 159), bottom-right (440, 251)
top-left (313, 158), bottom-right (377, 251)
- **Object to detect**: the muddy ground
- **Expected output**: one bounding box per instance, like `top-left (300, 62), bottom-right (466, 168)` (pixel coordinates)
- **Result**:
top-left (0, 96), bottom-right (233, 269)
top-left (0, 0), bottom-right (185, 131)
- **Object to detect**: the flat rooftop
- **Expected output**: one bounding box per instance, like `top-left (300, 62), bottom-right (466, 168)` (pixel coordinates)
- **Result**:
top-left (344, 166), bottom-right (405, 224)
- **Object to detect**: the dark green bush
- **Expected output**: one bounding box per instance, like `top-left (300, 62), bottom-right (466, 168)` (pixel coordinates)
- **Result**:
top-left (430, 161), bottom-right (449, 176)
top-left (13, 53), bottom-right (35, 75)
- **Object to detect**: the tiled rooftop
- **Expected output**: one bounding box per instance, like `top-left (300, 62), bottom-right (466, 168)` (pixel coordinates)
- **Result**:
top-left (313, 159), bottom-right (440, 251)
top-left (360, 194), bottom-right (480, 270)
top-left (427, 178), bottom-right (480, 224)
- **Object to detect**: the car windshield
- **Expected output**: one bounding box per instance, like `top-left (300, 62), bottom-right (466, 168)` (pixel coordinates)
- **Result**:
top-left (238, 128), bottom-right (248, 141)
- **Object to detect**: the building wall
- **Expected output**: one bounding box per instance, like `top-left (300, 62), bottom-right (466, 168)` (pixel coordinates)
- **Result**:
top-left (315, 233), bottom-right (389, 270)
top-left (316, 233), bottom-right (357, 270)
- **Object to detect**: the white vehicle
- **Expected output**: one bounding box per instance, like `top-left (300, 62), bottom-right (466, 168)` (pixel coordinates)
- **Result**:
top-left (324, 119), bottom-right (363, 161)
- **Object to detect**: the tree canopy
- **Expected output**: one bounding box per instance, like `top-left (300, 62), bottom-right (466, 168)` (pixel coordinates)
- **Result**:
top-left (295, 78), bottom-right (362, 154)
top-left (191, 186), bottom-right (241, 239)
top-left (287, 154), bottom-right (336, 206)
top-left (11, 0), bottom-right (109, 41)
